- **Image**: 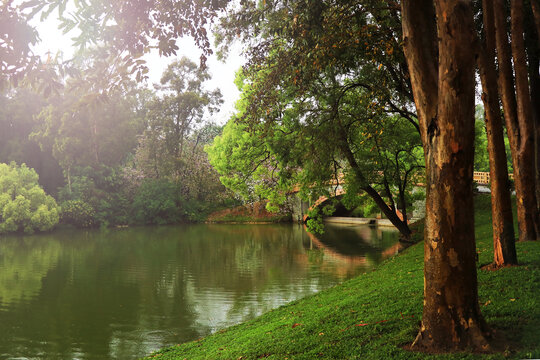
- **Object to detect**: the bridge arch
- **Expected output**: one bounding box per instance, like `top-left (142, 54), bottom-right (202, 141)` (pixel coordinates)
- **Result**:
top-left (301, 190), bottom-right (408, 224)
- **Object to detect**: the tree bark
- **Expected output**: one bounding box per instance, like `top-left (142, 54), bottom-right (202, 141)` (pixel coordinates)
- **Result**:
top-left (402, 0), bottom-right (491, 351)
top-left (477, 0), bottom-right (518, 266)
top-left (511, 0), bottom-right (540, 240)
top-left (494, 0), bottom-right (539, 241)
top-left (525, 0), bottom-right (540, 212)
top-left (532, 0), bottom-right (540, 42)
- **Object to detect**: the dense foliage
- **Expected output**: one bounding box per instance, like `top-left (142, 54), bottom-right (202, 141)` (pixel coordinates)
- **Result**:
top-left (131, 179), bottom-right (182, 225)
top-left (208, 1), bottom-right (423, 238)
top-left (0, 51), bottom-right (233, 228)
top-left (0, 162), bottom-right (59, 233)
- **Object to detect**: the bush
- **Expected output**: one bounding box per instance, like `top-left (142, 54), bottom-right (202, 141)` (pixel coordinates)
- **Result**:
top-left (60, 200), bottom-right (96, 228)
top-left (57, 165), bottom-right (133, 227)
top-left (0, 162), bottom-right (59, 233)
top-left (131, 179), bottom-right (182, 225)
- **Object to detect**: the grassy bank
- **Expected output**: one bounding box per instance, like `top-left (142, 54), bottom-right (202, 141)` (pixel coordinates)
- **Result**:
top-left (145, 195), bottom-right (540, 359)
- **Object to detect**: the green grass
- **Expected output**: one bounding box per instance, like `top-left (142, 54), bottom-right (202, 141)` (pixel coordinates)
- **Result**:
top-left (144, 194), bottom-right (540, 359)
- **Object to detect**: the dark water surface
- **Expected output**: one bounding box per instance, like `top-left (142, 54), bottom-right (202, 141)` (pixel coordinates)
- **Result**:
top-left (0, 223), bottom-right (398, 359)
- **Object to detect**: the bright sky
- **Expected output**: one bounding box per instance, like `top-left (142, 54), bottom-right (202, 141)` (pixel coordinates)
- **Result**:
top-left (30, 12), bottom-right (245, 123)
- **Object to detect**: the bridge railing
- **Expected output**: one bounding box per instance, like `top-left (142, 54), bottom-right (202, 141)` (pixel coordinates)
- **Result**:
top-left (473, 171), bottom-right (513, 185)
top-left (473, 172), bottom-right (490, 185)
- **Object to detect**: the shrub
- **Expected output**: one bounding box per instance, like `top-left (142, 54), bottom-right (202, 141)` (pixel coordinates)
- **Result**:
top-left (0, 162), bottom-right (59, 233)
top-left (60, 200), bottom-right (96, 228)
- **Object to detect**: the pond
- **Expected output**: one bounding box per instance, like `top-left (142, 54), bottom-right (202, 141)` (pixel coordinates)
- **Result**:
top-left (0, 223), bottom-right (399, 359)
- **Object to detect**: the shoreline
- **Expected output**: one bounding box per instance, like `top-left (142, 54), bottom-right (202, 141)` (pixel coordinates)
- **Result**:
top-left (143, 195), bottom-right (540, 359)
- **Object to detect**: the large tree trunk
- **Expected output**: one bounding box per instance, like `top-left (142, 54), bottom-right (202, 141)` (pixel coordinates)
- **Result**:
top-left (477, 0), bottom-right (518, 266)
top-left (402, 0), bottom-right (491, 351)
top-left (511, 0), bottom-right (540, 240)
top-left (494, 0), bottom-right (539, 241)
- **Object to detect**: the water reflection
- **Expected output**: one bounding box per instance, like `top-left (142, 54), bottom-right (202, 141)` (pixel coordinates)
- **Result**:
top-left (0, 223), bottom-right (398, 359)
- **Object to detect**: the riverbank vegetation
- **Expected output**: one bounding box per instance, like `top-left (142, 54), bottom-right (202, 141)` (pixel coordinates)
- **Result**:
top-left (0, 55), bottom-right (238, 232)
top-left (0, 162), bottom-right (59, 234)
top-left (206, 201), bottom-right (291, 224)
top-left (145, 195), bottom-right (540, 359)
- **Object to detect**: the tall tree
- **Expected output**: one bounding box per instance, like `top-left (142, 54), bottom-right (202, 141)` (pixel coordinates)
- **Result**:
top-left (0, 88), bottom-right (64, 194)
top-left (511, 0), bottom-right (540, 239)
top-left (212, 1), bottom-right (421, 239)
top-left (135, 57), bottom-right (222, 180)
top-left (476, 0), bottom-right (517, 266)
top-left (494, 0), bottom-right (539, 242)
top-left (402, 0), bottom-right (490, 351)
top-left (526, 1), bottom-right (540, 210)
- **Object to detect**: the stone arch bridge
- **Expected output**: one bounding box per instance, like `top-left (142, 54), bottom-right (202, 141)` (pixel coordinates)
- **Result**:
top-left (289, 171), bottom-right (495, 224)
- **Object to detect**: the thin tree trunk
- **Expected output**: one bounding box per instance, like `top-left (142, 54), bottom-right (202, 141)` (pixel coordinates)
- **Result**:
top-left (494, 0), bottom-right (539, 242)
top-left (477, 0), bottom-right (518, 266)
top-left (402, 0), bottom-right (491, 351)
top-left (67, 165), bottom-right (72, 195)
top-left (362, 184), bottom-right (411, 239)
top-left (510, 0), bottom-right (540, 240)
top-left (338, 124), bottom-right (412, 240)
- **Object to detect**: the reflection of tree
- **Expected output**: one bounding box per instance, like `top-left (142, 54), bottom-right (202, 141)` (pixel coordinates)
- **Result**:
top-left (0, 236), bottom-right (61, 306)
top-left (0, 223), bottom-right (398, 359)
top-left (179, 224), bottom-right (330, 331)
top-left (301, 224), bottom-right (401, 278)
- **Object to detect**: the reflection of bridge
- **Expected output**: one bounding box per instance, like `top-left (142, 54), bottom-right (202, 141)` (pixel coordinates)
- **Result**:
top-left (303, 225), bottom-right (405, 267)
top-left (290, 171), bottom-right (497, 224)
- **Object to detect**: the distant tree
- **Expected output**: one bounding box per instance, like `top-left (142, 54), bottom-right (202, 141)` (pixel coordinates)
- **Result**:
top-left (179, 123), bottom-right (229, 206)
top-left (31, 61), bottom-right (145, 196)
top-left (131, 179), bottom-right (182, 225)
top-left (0, 162), bottom-right (59, 233)
top-left (135, 57), bottom-right (222, 180)
top-left (0, 87), bottom-right (64, 194)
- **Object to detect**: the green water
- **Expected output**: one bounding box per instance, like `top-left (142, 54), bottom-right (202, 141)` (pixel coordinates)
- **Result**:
top-left (0, 223), bottom-right (398, 359)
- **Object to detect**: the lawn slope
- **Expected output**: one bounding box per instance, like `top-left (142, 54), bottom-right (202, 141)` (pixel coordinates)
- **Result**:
top-left (145, 195), bottom-right (540, 359)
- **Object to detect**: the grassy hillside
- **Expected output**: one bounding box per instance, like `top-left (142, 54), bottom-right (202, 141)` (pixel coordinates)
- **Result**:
top-left (145, 195), bottom-right (540, 359)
